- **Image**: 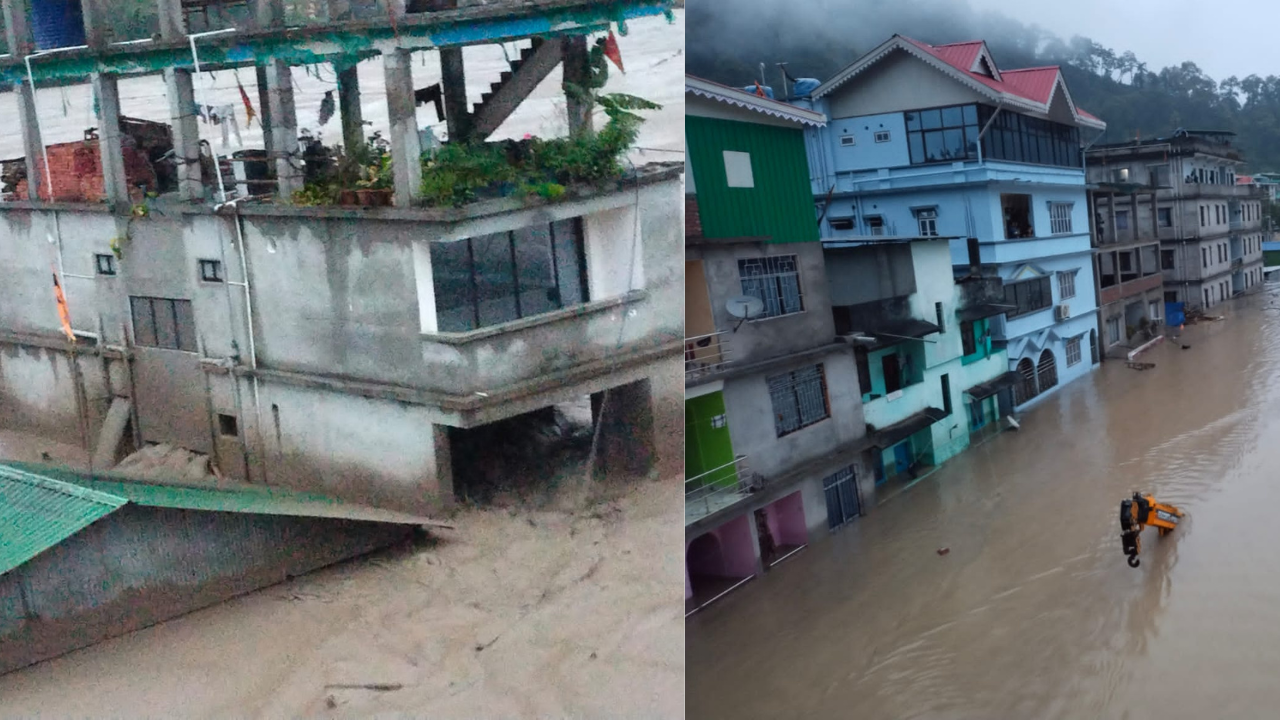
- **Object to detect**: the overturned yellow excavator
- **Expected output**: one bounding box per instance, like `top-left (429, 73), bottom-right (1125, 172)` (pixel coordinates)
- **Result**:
top-left (1120, 492), bottom-right (1184, 567)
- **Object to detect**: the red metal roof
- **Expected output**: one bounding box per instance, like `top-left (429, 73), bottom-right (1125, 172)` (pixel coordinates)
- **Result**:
top-left (901, 36), bottom-right (1098, 121)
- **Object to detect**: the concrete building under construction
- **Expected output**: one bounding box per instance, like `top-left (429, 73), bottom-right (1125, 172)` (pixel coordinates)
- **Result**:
top-left (0, 0), bottom-right (682, 512)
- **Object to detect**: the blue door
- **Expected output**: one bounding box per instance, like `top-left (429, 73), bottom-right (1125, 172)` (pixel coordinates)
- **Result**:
top-left (893, 441), bottom-right (912, 475)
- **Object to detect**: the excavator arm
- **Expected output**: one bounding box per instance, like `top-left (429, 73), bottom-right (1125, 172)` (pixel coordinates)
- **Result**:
top-left (1119, 492), bottom-right (1184, 568)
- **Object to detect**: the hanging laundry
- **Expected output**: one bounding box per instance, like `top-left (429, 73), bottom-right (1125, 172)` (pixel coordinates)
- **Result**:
top-left (319, 90), bottom-right (335, 126)
top-left (51, 266), bottom-right (74, 343)
top-left (604, 30), bottom-right (625, 73)
top-left (236, 73), bottom-right (257, 128)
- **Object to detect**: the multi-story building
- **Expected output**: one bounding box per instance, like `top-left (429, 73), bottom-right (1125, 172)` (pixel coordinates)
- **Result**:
top-left (795, 35), bottom-right (1106, 408)
top-left (1087, 130), bottom-right (1267, 312)
top-left (824, 233), bottom-right (1017, 490)
top-left (1085, 182), bottom-right (1167, 356)
top-left (684, 76), bottom-right (872, 615)
top-left (0, 0), bottom-right (682, 513)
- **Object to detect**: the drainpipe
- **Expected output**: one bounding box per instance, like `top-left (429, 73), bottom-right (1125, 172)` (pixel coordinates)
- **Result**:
top-left (974, 105), bottom-right (1004, 164)
top-left (187, 29), bottom-right (238, 203)
top-left (215, 197), bottom-right (266, 484)
top-left (25, 45), bottom-right (89, 202)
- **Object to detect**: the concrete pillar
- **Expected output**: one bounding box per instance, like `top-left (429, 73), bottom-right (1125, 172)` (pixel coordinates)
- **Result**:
top-left (438, 47), bottom-right (471, 142)
top-left (264, 59), bottom-right (303, 199)
top-left (2, 0), bottom-right (33, 57)
top-left (432, 424), bottom-right (454, 509)
top-left (562, 35), bottom-right (593, 136)
top-left (325, 0), bottom-right (352, 21)
top-left (256, 65), bottom-right (274, 160)
top-left (16, 82), bottom-right (44, 201)
top-left (249, 0), bottom-right (285, 28)
top-left (81, 0), bottom-right (109, 50)
top-left (383, 49), bottom-right (422, 207)
top-left (335, 58), bottom-right (365, 153)
top-left (93, 73), bottom-right (131, 207)
top-left (590, 378), bottom-right (656, 482)
top-left (156, 0), bottom-right (186, 41)
top-left (165, 68), bottom-right (203, 201)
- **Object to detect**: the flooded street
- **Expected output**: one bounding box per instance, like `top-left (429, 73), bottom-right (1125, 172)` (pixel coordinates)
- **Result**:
top-left (688, 288), bottom-right (1280, 719)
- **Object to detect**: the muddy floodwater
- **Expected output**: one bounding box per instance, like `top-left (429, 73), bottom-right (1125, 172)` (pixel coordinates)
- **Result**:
top-left (688, 288), bottom-right (1280, 719)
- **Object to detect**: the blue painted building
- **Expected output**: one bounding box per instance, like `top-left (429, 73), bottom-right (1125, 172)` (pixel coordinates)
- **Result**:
top-left (795, 35), bottom-right (1108, 407)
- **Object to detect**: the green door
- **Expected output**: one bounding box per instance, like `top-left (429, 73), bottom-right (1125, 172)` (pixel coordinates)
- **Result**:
top-left (686, 391), bottom-right (736, 490)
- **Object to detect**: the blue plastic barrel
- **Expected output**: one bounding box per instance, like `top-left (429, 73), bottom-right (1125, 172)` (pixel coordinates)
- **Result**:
top-left (30, 0), bottom-right (87, 51)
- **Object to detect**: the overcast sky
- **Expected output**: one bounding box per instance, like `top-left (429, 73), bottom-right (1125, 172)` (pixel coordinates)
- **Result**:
top-left (968, 0), bottom-right (1280, 81)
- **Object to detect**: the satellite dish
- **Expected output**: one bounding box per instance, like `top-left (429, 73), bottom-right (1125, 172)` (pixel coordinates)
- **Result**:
top-left (726, 295), bottom-right (765, 332)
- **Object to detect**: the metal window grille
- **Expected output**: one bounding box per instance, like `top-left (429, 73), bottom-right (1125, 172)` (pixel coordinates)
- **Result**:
top-left (130, 296), bottom-right (197, 352)
top-left (768, 364), bottom-right (829, 437)
top-left (739, 255), bottom-right (803, 318)
top-left (822, 465), bottom-right (861, 529)
top-left (94, 253), bottom-right (116, 276)
top-left (1065, 336), bottom-right (1082, 366)
top-left (1037, 349), bottom-right (1058, 390)
top-left (1058, 271), bottom-right (1076, 300)
top-left (874, 131), bottom-right (891, 143)
top-left (1015, 357), bottom-right (1038, 405)
top-left (1049, 202), bottom-right (1073, 234)
top-left (1107, 316), bottom-right (1122, 345)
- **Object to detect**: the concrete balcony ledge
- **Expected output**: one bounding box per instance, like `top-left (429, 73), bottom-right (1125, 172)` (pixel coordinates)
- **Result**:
top-left (422, 291), bottom-right (647, 346)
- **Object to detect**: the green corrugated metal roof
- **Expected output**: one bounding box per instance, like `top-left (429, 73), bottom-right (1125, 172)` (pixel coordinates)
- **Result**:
top-left (0, 467), bottom-right (127, 576)
top-left (0, 462), bottom-right (434, 576)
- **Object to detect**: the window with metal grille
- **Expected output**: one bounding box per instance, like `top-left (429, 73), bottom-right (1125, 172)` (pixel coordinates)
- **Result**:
top-left (739, 255), bottom-right (804, 318)
top-left (840, 135), bottom-right (855, 147)
top-left (1065, 336), bottom-right (1082, 366)
top-left (1015, 357), bottom-right (1037, 405)
top-left (1058, 271), bottom-right (1076, 300)
top-left (431, 219), bottom-right (587, 332)
top-left (130, 296), bottom-right (197, 352)
top-left (1107, 315), bottom-right (1122, 345)
top-left (1148, 300), bottom-right (1162, 323)
top-left (961, 320), bottom-right (977, 356)
top-left (1049, 202), bottom-right (1073, 234)
top-left (822, 465), bottom-right (860, 529)
top-left (768, 364), bottom-right (830, 437)
top-left (1037, 349), bottom-right (1058, 390)
top-left (94, 253), bottom-right (116, 276)
top-left (198, 259), bottom-right (224, 283)
top-left (916, 208), bottom-right (938, 237)
top-left (874, 131), bottom-right (891, 143)
top-left (1158, 207), bottom-right (1172, 227)
top-left (1002, 276), bottom-right (1052, 318)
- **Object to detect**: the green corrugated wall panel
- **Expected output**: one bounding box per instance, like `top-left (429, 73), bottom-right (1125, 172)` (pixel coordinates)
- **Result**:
top-left (686, 115), bottom-right (818, 244)
top-left (0, 462), bottom-right (427, 525)
top-left (0, 467), bottom-right (126, 576)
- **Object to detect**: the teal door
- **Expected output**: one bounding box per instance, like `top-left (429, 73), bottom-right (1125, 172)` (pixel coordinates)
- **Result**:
top-left (894, 441), bottom-right (912, 475)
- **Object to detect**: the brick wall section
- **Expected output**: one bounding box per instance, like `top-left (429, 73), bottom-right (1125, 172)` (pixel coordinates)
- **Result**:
top-left (14, 140), bottom-right (157, 203)
top-left (686, 194), bottom-right (701, 239)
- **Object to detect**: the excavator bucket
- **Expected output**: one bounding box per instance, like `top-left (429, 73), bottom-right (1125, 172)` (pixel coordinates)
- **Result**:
top-left (1120, 492), bottom-right (1183, 568)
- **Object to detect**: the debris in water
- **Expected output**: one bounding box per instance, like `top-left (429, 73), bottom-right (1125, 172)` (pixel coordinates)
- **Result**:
top-left (324, 683), bottom-right (404, 692)
top-left (937, 547), bottom-right (950, 556)
top-left (324, 696), bottom-right (337, 709)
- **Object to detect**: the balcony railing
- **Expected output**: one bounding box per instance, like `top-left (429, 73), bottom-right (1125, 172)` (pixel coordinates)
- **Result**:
top-left (685, 331), bottom-right (734, 381)
top-left (686, 455), bottom-right (755, 525)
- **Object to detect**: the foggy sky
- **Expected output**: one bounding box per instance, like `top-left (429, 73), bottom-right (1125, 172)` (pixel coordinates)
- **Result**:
top-left (968, 0), bottom-right (1280, 81)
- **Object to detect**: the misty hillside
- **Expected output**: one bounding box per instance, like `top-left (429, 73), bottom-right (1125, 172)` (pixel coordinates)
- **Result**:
top-left (688, 0), bottom-right (1280, 173)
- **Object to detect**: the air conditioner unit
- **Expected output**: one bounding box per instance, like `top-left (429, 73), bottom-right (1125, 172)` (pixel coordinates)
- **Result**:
top-left (1055, 304), bottom-right (1071, 321)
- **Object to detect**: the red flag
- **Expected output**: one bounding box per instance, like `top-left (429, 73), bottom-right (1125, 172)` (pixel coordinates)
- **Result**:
top-left (604, 30), bottom-right (624, 73)
top-left (753, 82), bottom-right (767, 98)
top-left (237, 77), bottom-right (257, 128)
top-left (51, 266), bottom-right (74, 343)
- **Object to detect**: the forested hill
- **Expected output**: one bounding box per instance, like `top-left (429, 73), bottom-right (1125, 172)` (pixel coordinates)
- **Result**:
top-left (688, 0), bottom-right (1280, 172)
